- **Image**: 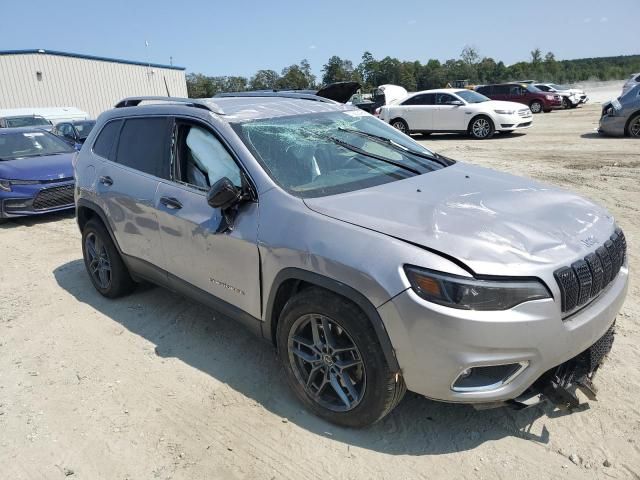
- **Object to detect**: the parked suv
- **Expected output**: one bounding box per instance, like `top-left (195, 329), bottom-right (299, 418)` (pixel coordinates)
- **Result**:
top-left (476, 83), bottom-right (562, 113)
top-left (75, 94), bottom-right (628, 427)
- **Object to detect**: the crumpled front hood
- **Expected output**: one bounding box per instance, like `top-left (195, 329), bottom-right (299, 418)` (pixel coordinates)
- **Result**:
top-left (304, 163), bottom-right (615, 276)
top-left (0, 152), bottom-right (75, 181)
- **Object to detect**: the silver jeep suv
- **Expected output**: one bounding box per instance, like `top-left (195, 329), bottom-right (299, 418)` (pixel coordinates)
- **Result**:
top-left (74, 94), bottom-right (628, 427)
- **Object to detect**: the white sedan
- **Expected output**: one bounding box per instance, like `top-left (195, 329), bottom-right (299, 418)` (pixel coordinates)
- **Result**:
top-left (378, 88), bottom-right (533, 139)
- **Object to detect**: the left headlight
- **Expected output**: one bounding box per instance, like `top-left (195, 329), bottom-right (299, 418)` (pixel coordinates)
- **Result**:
top-left (494, 109), bottom-right (515, 115)
top-left (404, 266), bottom-right (551, 311)
top-left (0, 180), bottom-right (11, 192)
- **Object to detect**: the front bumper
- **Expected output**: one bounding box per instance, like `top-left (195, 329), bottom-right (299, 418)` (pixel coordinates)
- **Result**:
top-left (495, 112), bottom-right (533, 131)
top-left (378, 260), bottom-right (628, 403)
top-left (598, 114), bottom-right (626, 137)
top-left (0, 181), bottom-right (75, 219)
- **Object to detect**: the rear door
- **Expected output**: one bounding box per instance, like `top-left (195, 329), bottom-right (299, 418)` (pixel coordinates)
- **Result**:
top-left (154, 118), bottom-right (261, 318)
top-left (95, 117), bottom-right (171, 268)
top-left (435, 93), bottom-right (465, 130)
top-left (400, 93), bottom-right (435, 131)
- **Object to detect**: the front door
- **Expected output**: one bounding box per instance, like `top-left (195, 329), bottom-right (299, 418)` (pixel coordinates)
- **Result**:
top-left (154, 120), bottom-right (261, 318)
top-left (435, 93), bottom-right (465, 130)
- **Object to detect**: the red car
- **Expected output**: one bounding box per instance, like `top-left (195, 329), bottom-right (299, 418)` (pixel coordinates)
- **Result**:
top-left (476, 83), bottom-right (562, 113)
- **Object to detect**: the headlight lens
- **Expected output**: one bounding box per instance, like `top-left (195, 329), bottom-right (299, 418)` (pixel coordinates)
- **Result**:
top-left (404, 266), bottom-right (551, 310)
top-left (0, 179), bottom-right (41, 192)
top-left (494, 109), bottom-right (515, 115)
top-left (546, 94), bottom-right (554, 100)
top-left (0, 180), bottom-right (11, 192)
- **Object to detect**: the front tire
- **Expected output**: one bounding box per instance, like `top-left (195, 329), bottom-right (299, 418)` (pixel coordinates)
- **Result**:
top-left (390, 118), bottom-right (409, 135)
top-left (530, 100), bottom-right (543, 114)
top-left (562, 97), bottom-right (571, 109)
top-left (626, 113), bottom-right (640, 138)
top-left (82, 218), bottom-right (135, 298)
top-left (277, 288), bottom-right (406, 428)
top-left (469, 115), bottom-right (495, 139)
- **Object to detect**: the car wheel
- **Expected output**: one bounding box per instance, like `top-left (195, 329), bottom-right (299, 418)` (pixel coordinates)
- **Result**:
top-left (390, 118), bottom-right (409, 135)
top-left (626, 113), bottom-right (640, 138)
top-left (277, 287), bottom-right (406, 428)
top-left (530, 101), bottom-right (543, 114)
top-left (469, 116), bottom-right (495, 139)
top-left (82, 218), bottom-right (135, 298)
top-left (562, 98), bottom-right (571, 109)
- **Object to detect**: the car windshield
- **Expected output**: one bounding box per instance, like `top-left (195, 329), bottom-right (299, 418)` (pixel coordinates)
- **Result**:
top-left (526, 85), bottom-right (542, 93)
top-left (455, 90), bottom-right (490, 103)
top-left (5, 116), bottom-right (51, 128)
top-left (0, 131), bottom-right (75, 160)
top-left (232, 110), bottom-right (451, 198)
top-left (549, 84), bottom-right (567, 90)
top-left (74, 121), bottom-right (95, 139)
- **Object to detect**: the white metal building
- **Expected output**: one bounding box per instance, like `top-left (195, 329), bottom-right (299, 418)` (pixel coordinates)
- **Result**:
top-left (0, 49), bottom-right (187, 118)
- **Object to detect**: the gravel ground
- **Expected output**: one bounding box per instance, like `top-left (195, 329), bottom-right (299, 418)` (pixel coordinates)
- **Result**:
top-left (1, 100), bottom-right (638, 479)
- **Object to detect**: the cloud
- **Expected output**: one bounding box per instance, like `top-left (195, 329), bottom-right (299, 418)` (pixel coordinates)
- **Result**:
top-left (600, 16), bottom-right (608, 22)
top-left (407, 19), bottom-right (417, 25)
top-left (583, 17), bottom-right (592, 23)
top-left (308, 45), bottom-right (317, 50)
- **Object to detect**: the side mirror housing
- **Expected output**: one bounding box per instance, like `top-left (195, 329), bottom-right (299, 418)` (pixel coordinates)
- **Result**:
top-left (207, 177), bottom-right (242, 210)
top-left (451, 100), bottom-right (464, 106)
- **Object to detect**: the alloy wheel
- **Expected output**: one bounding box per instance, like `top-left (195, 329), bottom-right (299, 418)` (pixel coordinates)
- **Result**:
top-left (630, 117), bottom-right (640, 137)
top-left (530, 102), bottom-right (542, 113)
top-left (85, 232), bottom-right (112, 289)
top-left (287, 314), bottom-right (366, 412)
top-left (472, 118), bottom-right (491, 138)
top-left (392, 121), bottom-right (407, 133)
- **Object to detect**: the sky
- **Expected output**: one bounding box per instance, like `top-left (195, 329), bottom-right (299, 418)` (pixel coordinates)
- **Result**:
top-left (2, 0), bottom-right (638, 78)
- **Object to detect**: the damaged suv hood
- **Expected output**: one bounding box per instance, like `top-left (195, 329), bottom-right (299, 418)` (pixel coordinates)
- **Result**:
top-left (304, 163), bottom-right (615, 276)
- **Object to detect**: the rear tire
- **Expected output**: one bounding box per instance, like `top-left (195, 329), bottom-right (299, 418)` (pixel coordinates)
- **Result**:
top-left (390, 118), bottom-right (409, 135)
top-left (626, 113), bottom-right (640, 138)
top-left (277, 288), bottom-right (406, 428)
top-left (82, 218), bottom-right (135, 298)
top-left (530, 100), bottom-right (543, 114)
top-left (469, 115), bottom-right (495, 139)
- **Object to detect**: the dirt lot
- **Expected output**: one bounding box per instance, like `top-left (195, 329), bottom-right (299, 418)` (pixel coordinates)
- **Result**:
top-left (1, 102), bottom-right (639, 479)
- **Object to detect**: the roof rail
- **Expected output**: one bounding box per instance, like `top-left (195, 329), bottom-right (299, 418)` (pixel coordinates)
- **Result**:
top-left (215, 91), bottom-right (337, 104)
top-left (114, 96), bottom-right (225, 115)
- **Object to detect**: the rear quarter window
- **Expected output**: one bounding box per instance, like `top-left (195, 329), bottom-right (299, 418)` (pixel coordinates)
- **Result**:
top-left (93, 120), bottom-right (122, 160)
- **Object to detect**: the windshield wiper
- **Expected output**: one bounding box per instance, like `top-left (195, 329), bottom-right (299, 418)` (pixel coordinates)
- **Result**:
top-left (301, 128), bottom-right (421, 175)
top-left (338, 127), bottom-right (449, 167)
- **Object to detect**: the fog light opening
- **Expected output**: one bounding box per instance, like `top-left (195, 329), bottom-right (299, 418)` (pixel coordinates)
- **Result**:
top-left (451, 362), bottom-right (529, 393)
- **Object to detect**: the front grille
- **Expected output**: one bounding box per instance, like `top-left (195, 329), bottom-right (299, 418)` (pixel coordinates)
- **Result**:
top-left (32, 184), bottom-right (74, 210)
top-left (554, 228), bottom-right (627, 314)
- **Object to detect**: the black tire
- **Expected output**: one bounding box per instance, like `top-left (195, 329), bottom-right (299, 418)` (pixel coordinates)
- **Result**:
top-left (562, 97), bottom-right (571, 109)
top-left (390, 118), bottom-right (409, 135)
top-left (530, 100), bottom-right (543, 114)
top-left (626, 113), bottom-right (640, 138)
top-left (0, 218), bottom-right (8, 225)
top-left (81, 218), bottom-right (135, 298)
top-left (469, 115), bottom-right (495, 139)
top-left (277, 288), bottom-right (406, 428)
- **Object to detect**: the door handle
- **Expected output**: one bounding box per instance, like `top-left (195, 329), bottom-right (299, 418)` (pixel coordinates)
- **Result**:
top-left (160, 196), bottom-right (183, 210)
top-left (99, 175), bottom-right (113, 186)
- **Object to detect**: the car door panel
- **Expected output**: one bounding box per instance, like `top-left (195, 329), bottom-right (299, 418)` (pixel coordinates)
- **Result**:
top-left (154, 181), bottom-right (261, 318)
top-left (435, 94), bottom-right (465, 130)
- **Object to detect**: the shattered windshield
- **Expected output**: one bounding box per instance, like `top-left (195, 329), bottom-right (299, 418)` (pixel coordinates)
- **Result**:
top-left (232, 110), bottom-right (451, 198)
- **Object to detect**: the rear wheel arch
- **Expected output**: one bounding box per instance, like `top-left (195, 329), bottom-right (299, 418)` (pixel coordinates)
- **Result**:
top-left (389, 117), bottom-right (409, 134)
top-left (76, 199), bottom-right (122, 254)
top-left (624, 111), bottom-right (640, 137)
top-left (265, 268), bottom-right (400, 372)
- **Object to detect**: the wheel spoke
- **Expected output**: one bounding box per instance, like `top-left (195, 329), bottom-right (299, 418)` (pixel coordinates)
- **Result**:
top-left (310, 318), bottom-right (322, 347)
top-left (86, 240), bottom-right (97, 260)
top-left (306, 365), bottom-right (323, 388)
top-left (320, 317), bottom-right (337, 349)
top-left (329, 371), bottom-right (351, 409)
top-left (98, 266), bottom-right (109, 288)
top-left (292, 346), bottom-right (319, 364)
top-left (338, 370), bottom-right (360, 403)
top-left (335, 358), bottom-right (363, 371)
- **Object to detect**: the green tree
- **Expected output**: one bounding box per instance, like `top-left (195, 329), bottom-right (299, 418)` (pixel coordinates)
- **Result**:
top-left (530, 48), bottom-right (543, 65)
top-left (249, 69), bottom-right (280, 90)
top-left (277, 60), bottom-right (316, 89)
top-left (322, 55), bottom-right (356, 85)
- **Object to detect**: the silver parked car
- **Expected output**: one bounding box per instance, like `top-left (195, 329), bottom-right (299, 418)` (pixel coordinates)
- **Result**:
top-left (622, 72), bottom-right (640, 96)
top-left (599, 83), bottom-right (640, 137)
top-left (74, 94), bottom-right (628, 427)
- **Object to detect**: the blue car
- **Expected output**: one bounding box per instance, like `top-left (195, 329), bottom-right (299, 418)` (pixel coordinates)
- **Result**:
top-left (0, 128), bottom-right (76, 223)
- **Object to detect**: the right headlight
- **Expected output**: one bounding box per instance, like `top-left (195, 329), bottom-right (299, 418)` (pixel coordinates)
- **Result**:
top-left (0, 179), bottom-right (11, 192)
top-left (404, 266), bottom-right (551, 311)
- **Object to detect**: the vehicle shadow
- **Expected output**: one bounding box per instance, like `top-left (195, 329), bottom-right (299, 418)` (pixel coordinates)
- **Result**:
top-left (53, 258), bottom-right (572, 456)
top-left (0, 209), bottom-right (75, 228)
top-left (412, 132), bottom-right (527, 142)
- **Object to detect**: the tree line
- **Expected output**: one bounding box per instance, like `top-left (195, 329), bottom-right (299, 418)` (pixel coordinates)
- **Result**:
top-left (186, 48), bottom-right (640, 97)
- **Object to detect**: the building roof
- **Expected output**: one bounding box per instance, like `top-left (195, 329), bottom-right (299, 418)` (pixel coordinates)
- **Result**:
top-left (0, 49), bottom-right (185, 71)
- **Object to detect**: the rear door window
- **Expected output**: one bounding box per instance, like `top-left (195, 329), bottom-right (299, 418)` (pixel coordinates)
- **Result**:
top-left (402, 93), bottom-right (435, 106)
top-left (93, 120), bottom-right (122, 161)
top-left (116, 117), bottom-right (171, 179)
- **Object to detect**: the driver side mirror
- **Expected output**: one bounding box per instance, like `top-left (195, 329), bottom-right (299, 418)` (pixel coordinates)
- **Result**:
top-left (451, 100), bottom-right (464, 106)
top-left (207, 177), bottom-right (242, 210)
